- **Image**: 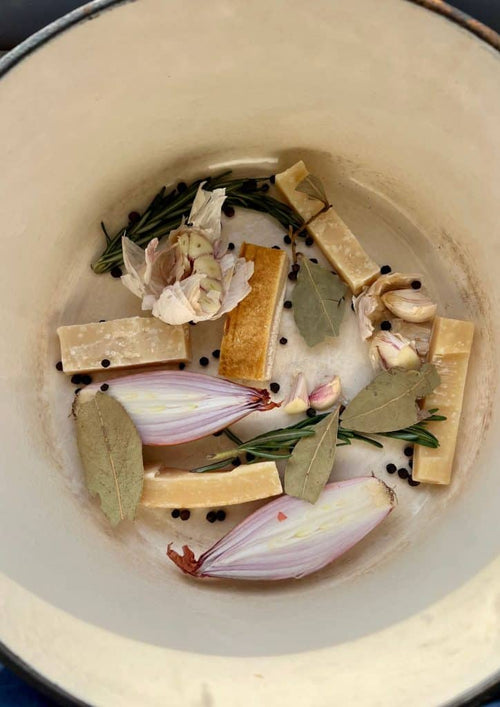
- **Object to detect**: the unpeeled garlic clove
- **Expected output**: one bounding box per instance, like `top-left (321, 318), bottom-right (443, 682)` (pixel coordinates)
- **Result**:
top-left (391, 319), bottom-right (432, 358)
top-left (369, 331), bottom-right (421, 371)
top-left (283, 373), bottom-right (309, 414)
top-left (382, 289), bottom-right (437, 323)
top-left (309, 375), bottom-right (342, 411)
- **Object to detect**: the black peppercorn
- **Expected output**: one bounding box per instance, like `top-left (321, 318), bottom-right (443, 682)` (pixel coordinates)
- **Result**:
top-left (212, 349), bottom-right (220, 359)
top-left (177, 181), bottom-right (187, 193)
top-left (179, 509), bottom-right (191, 521)
top-left (80, 374), bottom-right (92, 386)
top-left (199, 356), bottom-right (209, 367)
top-left (310, 258), bottom-right (318, 264)
top-left (245, 452), bottom-right (256, 462)
top-left (386, 463), bottom-right (397, 474)
top-left (100, 383), bottom-right (109, 392)
top-left (408, 477), bottom-right (420, 487)
top-left (270, 382), bottom-right (280, 393)
top-left (110, 266), bottom-right (122, 279)
top-left (283, 235), bottom-right (292, 245)
top-left (306, 407), bottom-right (317, 418)
top-left (380, 265), bottom-right (392, 274)
top-left (272, 245), bottom-right (281, 250)
top-left (227, 242), bottom-right (235, 251)
top-left (128, 211), bottom-right (141, 223)
top-left (223, 206), bottom-right (235, 218)
top-left (178, 362), bottom-right (186, 370)
top-left (288, 271), bottom-right (297, 281)
top-left (398, 468), bottom-right (409, 479)
top-left (206, 511), bottom-right (217, 523)
top-left (232, 457), bottom-right (241, 467)
top-left (404, 446), bottom-right (413, 457)
top-left (284, 300), bottom-right (293, 309)
top-left (279, 337), bottom-right (288, 345)
top-left (101, 359), bottom-right (111, 368)
top-left (171, 509), bottom-right (180, 519)
top-left (305, 236), bottom-right (314, 246)
top-left (71, 374), bottom-right (82, 385)
top-left (216, 510), bottom-right (226, 522)
top-left (380, 320), bottom-right (392, 331)
top-left (55, 361), bottom-right (63, 371)
top-left (411, 280), bottom-right (422, 290)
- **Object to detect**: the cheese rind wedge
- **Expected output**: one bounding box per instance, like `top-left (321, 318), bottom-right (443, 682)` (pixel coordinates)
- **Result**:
top-left (57, 316), bottom-right (190, 374)
top-left (218, 244), bottom-right (288, 387)
top-left (141, 462), bottom-right (283, 508)
top-left (413, 317), bottom-right (474, 485)
top-left (275, 160), bottom-right (325, 222)
top-left (275, 160), bottom-right (379, 294)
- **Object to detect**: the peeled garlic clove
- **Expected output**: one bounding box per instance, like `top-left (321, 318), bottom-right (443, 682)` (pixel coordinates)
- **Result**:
top-left (283, 373), bottom-right (309, 414)
top-left (176, 233), bottom-right (191, 255)
top-left (193, 254), bottom-right (222, 279)
top-left (369, 331), bottom-right (421, 371)
top-left (382, 289), bottom-right (437, 323)
top-left (199, 293), bottom-right (221, 315)
top-left (188, 232), bottom-right (214, 258)
top-left (309, 375), bottom-right (342, 411)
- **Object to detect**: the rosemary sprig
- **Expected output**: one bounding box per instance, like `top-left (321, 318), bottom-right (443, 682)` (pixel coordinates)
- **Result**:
top-left (92, 172), bottom-right (303, 274)
top-left (192, 411), bottom-right (445, 472)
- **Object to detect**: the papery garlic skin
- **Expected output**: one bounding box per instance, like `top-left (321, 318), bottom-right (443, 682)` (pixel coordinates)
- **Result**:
top-left (369, 331), bottom-right (421, 371)
top-left (309, 375), bottom-right (342, 411)
top-left (283, 373), bottom-right (309, 414)
top-left (391, 319), bottom-right (432, 358)
top-left (121, 185), bottom-right (253, 325)
top-left (382, 289), bottom-right (437, 323)
top-left (353, 272), bottom-right (421, 340)
top-left (167, 477), bottom-right (395, 580)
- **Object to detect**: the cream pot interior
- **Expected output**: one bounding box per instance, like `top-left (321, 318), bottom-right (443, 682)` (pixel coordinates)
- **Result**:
top-left (0, 0), bottom-right (499, 701)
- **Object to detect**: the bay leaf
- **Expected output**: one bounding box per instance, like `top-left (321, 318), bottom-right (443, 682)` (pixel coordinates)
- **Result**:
top-left (341, 364), bottom-right (440, 434)
top-left (284, 409), bottom-right (339, 504)
top-left (74, 392), bottom-right (144, 526)
top-left (292, 257), bottom-right (347, 346)
top-left (295, 174), bottom-right (329, 207)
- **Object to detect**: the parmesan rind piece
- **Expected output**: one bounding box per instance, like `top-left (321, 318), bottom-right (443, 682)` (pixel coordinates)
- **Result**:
top-left (274, 160), bottom-right (325, 223)
top-left (218, 244), bottom-right (288, 387)
top-left (275, 160), bottom-right (379, 294)
top-left (140, 462), bottom-right (283, 508)
top-left (413, 317), bottom-right (474, 485)
top-left (307, 210), bottom-right (380, 295)
top-left (57, 317), bottom-right (191, 374)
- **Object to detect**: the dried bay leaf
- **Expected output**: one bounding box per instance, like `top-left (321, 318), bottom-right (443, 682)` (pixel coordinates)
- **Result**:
top-left (74, 392), bottom-right (144, 526)
top-left (292, 257), bottom-right (347, 346)
top-left (295, 174), bottom-right (329, 207)
top-left (284, 409), bottom-right (339, 503)
top-left (341, 364), bottom-right (440, 433)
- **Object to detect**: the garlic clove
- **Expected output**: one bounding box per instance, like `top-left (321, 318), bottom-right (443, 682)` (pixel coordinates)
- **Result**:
top-left (188, 232), bottom-right (214, 258)
top-left (309, 375), bottom-right (342, 411)
top-left (200, 277), bottom-right (223, 294)
top-left (193, 254), bottom-right (222, 279)
top-left (283, 373), bottom-right (309, 414)
top-left (391, 319), bottom-right (432, 358)
top-left (369, 331), bottom-right (421, 371)
top-left (382, 289), bottom-right (437, 323)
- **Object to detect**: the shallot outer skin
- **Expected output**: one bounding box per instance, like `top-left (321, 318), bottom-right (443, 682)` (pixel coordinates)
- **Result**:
top-left (80, 371), bottom-right (278, 445)
top-left (167, 477), bottom-right (396, 580)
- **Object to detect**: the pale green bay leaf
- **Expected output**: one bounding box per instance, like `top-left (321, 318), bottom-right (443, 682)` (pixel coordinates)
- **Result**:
top-left (284, 409), bottom-right (339, 504)
top-left (295, 174), bottom-right (329, 207)
top-left (74, 392), bottom-right (144, 526)
top-left (292, 257), bottom-right (347, 346)
top-left (341, 364), bottom-right (440, 434)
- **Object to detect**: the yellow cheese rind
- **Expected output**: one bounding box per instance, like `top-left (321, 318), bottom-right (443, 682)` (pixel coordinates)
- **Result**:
top-left (275, 160), bottom-right (325, 223)
top-left (275, 161), bottom-right (379, 294)
top-left (307, 210), bottom-right (380, 295)
top-left (413, 317), bottom-right (474, 485)
top-left (140, 462), bottom-right (283, 508)
top-left (57, 317), bottom-right (191, 374)
top-left (218, 244), bottom-right (288, 386)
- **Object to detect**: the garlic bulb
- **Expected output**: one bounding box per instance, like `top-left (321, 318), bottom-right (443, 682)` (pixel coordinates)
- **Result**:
top-left (309, 375), bottom-right (342, 411)
top-left (283, 373), bottom-right (309, 414)
top-left (369, 331), bottom-right (421, 371)
top-left (382, 289), bottom-right (437, 323)
top-left (353, 272), bottom-right (422, 340)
